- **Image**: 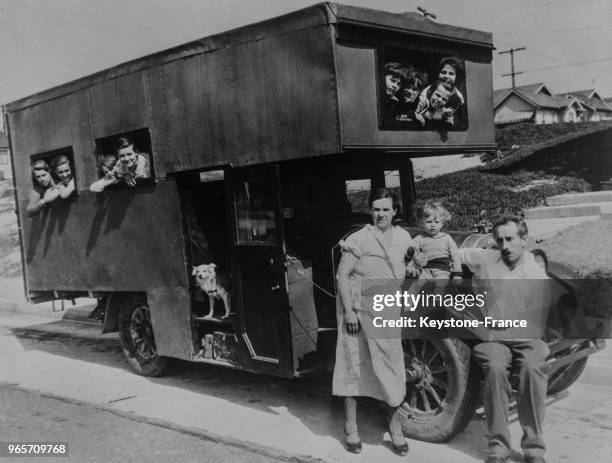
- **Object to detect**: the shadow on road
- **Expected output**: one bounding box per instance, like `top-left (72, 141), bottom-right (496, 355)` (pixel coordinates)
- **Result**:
top-left (8, 317), bottom-right (504, 460)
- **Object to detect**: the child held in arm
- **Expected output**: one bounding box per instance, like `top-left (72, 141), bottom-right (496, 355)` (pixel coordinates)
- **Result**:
top-left (408, 201), bottom-right (462, 294)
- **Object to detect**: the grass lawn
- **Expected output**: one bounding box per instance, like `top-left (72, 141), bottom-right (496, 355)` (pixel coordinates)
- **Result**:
top-left (540, 215), bottom-right (612, 318)
top-left (541, 215), bottom-right (612, 278)
top-left (347, 169), bottom-right (590, 230)
top-left (413, 169), bottom-right (590, 230)
top-left (485, 121), bottom-right (612, 169)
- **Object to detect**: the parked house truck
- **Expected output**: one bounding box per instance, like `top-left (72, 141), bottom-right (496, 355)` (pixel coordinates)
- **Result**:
top-left (6, 3), bottom-right (602, 442)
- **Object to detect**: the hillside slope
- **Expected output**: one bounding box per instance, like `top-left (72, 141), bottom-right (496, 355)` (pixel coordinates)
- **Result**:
top-left (484, 121), bottom-right (612, 173)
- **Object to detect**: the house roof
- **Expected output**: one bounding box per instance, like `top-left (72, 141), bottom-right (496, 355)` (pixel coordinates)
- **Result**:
top-left (567, 89), bottom-right (599, 99)
top-left (515, 82), bottom-right (549, 94)
top-left (556, 89), bottom-right (612, 112)
top-left (493, 88), bottom-right (512, 107)
top-left (552, 95), bottom-right (588, 111)
top-left (494, 82), bottom-right (560, 110)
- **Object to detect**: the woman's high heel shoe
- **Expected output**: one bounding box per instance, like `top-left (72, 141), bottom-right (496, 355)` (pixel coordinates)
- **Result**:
top-left (344, 428), bottom-right (362, 454)
top-left (388, 409), bottom-right (409, 456)
top-left (389, 432), bottom-right (409, 456)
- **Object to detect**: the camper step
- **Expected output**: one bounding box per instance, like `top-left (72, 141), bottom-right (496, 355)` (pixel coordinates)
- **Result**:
top-left (523, 204), bottom-right (601, 220)
top-left (546, 191), bottom-right (612, 206)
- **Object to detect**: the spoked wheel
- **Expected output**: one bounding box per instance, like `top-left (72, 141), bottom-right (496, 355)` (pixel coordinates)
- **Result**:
top-left (546, 340), bottom-right (589, 395)
top-left (118, 294), bottom-right (167, 377)
top-left (398, 338), bottom-right (479, 442)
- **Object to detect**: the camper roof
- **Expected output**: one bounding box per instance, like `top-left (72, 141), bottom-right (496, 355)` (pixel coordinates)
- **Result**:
top-left (7, 2), bottom-right (492, 112)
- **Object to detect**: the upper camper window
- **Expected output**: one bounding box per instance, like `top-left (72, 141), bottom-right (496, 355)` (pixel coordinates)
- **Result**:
top-left (26, 147), bottom-right (77, 216)
top-left (378, 47), bottom-right (468, 131)
top-left (235, 179), bottom-right (277, 244)
top-left (90, 128), bottom-right (154, 193)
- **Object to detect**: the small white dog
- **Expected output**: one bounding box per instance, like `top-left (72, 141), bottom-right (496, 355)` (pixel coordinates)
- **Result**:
top-left (192, 264), bottom-right (231, 319)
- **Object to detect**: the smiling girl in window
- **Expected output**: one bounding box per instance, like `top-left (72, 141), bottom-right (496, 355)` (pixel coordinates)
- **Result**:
top-left (26, 160), bottom-right (60, 216)
top-left (51, 155), bottom-right (76, 198)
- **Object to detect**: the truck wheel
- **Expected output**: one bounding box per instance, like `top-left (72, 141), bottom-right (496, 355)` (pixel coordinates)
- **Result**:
top-left (118, 294), bottom-right (167, 377)
top-left (399, 338), bottom-right (479, 442)
top-left (547, 357), bottom-right (588, 395)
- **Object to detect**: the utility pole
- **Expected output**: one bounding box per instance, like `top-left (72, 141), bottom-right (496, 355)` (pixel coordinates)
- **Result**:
top-left (417, 6), bottom-right (437, 20)
top-left (499, 47), bottom-right (526, 88)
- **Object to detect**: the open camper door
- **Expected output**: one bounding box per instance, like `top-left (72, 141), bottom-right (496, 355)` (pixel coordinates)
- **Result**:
top-left (231, 164), bottom-right (291, 375)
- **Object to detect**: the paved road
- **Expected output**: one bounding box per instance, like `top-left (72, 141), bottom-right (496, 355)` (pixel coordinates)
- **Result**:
top-left (0, 311), bottom-right (611, 463)
top-left (0, 385), bottom-right (275, 463)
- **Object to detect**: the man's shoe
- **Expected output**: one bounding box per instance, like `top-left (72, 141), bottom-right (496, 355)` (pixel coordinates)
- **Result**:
top-left (525, 457), bottom-right (546, 463)
top-left (485, 456), bottom-right (507, 463)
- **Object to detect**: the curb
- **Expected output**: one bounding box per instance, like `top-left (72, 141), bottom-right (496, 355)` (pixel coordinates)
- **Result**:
top-left (2, 382), bottom-right (323, 463)
top-left (546, 191), bottom-right (612, 206)
top-left (523, 203), bottom-right (601, 219)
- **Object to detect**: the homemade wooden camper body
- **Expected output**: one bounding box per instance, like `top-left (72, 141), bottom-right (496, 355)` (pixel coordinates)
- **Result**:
top-left (6, 3), bottom-right (495, 379)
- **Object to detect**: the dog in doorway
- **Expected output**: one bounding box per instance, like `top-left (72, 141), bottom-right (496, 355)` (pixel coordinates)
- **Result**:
top-left (192, 264), bottom-right (231, 319)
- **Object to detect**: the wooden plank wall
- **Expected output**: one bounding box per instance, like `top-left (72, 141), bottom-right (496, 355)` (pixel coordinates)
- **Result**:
top-left (335, 32), bottom-right (495, 151)
top-left (150, 25), bottom-right (340, 173)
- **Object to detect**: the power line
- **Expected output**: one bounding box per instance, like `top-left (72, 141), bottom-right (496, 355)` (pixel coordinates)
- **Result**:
top-left (494, 37), bottom-right (607, 74)
top-left (495, 57), bottom-right (612, 74)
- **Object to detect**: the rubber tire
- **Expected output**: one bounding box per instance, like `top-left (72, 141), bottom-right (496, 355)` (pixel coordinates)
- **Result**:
top-left (547, 357), bottom-right (588, 395)
top-left (118, 294), bottom-right (168, 377)
top-left (399, 338), bottom-right (480, 442)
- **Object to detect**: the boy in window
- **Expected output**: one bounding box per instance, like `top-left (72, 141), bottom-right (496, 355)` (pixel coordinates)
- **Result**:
top-left (89, 137), bottom-right (151, 193)
top-left (113, 137), bottom-right (151, 185)
top-left (414, 80), bottom-right (456, 127)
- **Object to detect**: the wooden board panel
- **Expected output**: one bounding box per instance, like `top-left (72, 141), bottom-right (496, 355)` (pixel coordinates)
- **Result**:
top-left (9, 90), bottom-right (97, 201)
top-left (150, 25), bottom-right (340, 173)
top-left (336, 40), bottom-right (495, 152)
top-left (19, 179), bottom-right (188, 292)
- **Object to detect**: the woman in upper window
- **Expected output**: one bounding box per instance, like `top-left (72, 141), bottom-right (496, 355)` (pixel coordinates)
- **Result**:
top-left (26, 160), bottom-right (60, 217)
top-left (415, 57), bottom-right (465, 127)
top-left (51, 155), bottom-right (75, 199)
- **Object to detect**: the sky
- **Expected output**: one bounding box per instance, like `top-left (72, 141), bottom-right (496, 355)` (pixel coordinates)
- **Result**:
top-left (0, 0), bottom-right (611, 105)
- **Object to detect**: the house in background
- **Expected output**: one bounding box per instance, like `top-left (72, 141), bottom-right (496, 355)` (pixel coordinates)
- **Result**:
top-left (0, 106), bottom-right (11, 180)
top-left (494, 83), bottom-right (612, 126)
top-left (0, 131), bottom-right (10, 181)
top-left (553, 95), bottom-right (590, 123)
top-left (556, 89), bottom-right (612, 122)
top-left (494, 83), bottom-right (561, 125)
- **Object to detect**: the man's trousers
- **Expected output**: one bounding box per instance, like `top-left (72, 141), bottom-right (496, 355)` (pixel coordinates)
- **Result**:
top-left (472, 340), bottom-right (549, 459)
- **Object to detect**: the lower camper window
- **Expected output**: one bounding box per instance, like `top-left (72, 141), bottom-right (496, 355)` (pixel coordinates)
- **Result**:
top-left (91, 128), bottom-right (154, 193)
top-left (26, 147), bottom-right (76, 216)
